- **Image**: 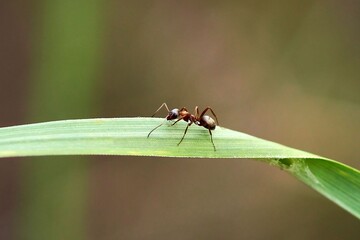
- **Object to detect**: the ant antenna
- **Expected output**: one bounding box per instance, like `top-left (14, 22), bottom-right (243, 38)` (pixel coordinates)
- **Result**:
top-left (151, 103), bottom-right (170, 117)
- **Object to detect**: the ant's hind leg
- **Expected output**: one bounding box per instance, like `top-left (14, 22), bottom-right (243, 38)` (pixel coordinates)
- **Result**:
top-left (208, 129), bottom-right (216, 151)
top-left (200, 107), bottom-right (219, 125)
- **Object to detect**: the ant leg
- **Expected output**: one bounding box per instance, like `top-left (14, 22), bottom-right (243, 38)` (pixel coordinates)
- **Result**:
top-left (194, 106), bottom-right (200, 118)
top-left (147, 122), bottom-right (164, 138)
top-left (208, 129), bottom-right (216, 151)
top-left (180, 107), bottom-right (188, 112)
top-left (177, 123), bottom-right (191, 146)
top-left (151, 103), bottom-right (170, 117)
top-left (200, 107), bottom-right (219, 125)
top-left (171, 117), bottom-right (184, 126)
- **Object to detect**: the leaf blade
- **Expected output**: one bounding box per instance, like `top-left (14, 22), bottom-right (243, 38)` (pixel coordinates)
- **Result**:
top-left (0, 117), bottom-right (359, 219)
top-left (0, 118), bottom-right (319, 158)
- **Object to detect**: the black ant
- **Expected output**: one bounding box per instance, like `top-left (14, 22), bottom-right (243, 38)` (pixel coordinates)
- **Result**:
top-left (147, 103), bottom-right (219, 151)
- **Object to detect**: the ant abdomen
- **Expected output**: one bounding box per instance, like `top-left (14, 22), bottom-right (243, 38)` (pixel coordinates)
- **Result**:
top-left (199, 115), bottom-right (216, 130)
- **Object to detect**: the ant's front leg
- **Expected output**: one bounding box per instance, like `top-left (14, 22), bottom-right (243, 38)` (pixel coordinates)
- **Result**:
top-left (147, 122), bottom-right (164, 138)
top-left (171, 117), bottom-right (184, 126)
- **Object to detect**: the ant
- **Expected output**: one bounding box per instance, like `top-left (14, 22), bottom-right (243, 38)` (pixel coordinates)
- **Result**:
top-left (147, 103), bottom-right (219, 151)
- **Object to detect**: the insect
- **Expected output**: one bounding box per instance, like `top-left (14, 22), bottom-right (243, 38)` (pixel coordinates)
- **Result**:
top-left (147, 103), bottom-right (219, 151)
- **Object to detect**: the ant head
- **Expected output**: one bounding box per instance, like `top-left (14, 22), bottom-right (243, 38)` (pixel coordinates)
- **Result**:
top-left (166, 108), bottom-right (179, 120)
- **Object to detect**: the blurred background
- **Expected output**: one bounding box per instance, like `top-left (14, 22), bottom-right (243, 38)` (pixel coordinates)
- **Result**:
top-left (1, 0), bottom-right (359, 239)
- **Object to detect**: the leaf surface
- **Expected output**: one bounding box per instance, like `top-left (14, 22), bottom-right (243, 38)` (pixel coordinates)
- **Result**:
top-left (1, 118), bottom-right (359, 219)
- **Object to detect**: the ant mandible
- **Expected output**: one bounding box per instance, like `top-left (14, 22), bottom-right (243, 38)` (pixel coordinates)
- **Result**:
top-left (147, 103), bottom-right (219, 151)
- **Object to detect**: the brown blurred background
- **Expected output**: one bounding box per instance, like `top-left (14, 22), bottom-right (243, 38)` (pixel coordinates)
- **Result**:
top-left (0, 0), bottom-right (359, 239)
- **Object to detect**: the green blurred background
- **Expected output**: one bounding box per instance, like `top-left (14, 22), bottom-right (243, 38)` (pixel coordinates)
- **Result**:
top-left (1, 1), bottom-right (359, 239)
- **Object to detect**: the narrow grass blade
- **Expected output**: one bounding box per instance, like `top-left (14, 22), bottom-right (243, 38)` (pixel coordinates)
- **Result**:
top-left (0, 118), bottom-right (359, 219)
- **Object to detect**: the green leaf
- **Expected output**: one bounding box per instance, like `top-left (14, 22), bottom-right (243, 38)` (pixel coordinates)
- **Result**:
top-left (0, 118), bottom-right (359, 219)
